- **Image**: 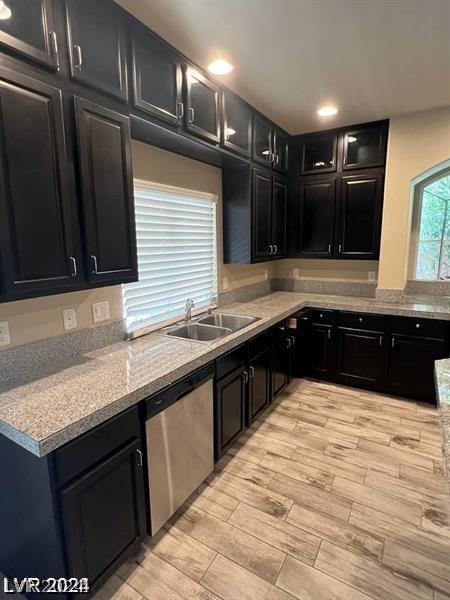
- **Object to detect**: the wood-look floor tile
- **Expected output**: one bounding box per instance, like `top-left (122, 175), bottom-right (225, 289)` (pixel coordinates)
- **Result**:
top-left (119, 563), bottom-right (185, 600)
top-left (211, 471), bottom-right (293, 518)
top-left (228, 502), bottom-right (320, 565)
top-left (435, 591), bottom-right (450, 600)
top-left (295, 421), bottom-right (359, 449)
top-left (332, 476), bottom-right (422, 525)
top-left (294, 397), bottom-right (355, 423)
top-left (215, 455), bottom-right (275, 487)
top-left (277, 554), bottom-right (373, 600)
top-left (260, 452), bottom-right (334, 491)
top-left (226, 440), bottom-right (268, 464)
top-left (201, 554), bottom-right (295, 600)
top-left (268, 473), bottom-right (352, 521)
top-left (390, 435), bottom-right (443, 459)
top-left (173, 505), bottom-right (286, 583)
top-left (358, 439), bottom-right (435, 470)
top-left (255, 421), bottom-right (329, 452)
top-left (92, 574), bottom-right (143, 600)
top-left (315, 541), bottom-right (434, 600)
top-left (354, 414), bottom-right (420, 440)
top-left (242, 428), bottom-right (297, 458)
top-left (287, 503), bottom-right (384, 561)
top-left (400, 465), bottom-right (449, 494)
top-left (326, 418), bottom-right (391, 445)
top-left (290, 446), bottom-right (366, 483)
top-left (364, 469), bottom-right (447, 506)
top-left (326, 442), bottom-right (400, 476)
top-left (401, 416), bottom-right (440, 433)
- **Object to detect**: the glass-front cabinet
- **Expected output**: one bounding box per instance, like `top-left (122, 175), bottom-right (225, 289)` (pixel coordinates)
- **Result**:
top-left (222, 89), bottom-right (252, 157)
top-left (342, 123), bottom-right (387, 170)
top-left (253, 114), bottom-right (273, 166)
top-left (185, 67), bottom-right (220, 143)
top-left (300, 132), bottom-right (337, 175)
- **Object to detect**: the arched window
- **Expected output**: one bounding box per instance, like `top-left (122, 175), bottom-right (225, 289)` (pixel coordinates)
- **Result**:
top-left (414, 169), bottom-right (450, 280)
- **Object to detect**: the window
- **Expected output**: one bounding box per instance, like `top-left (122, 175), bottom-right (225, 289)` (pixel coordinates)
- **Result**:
top-left (123, 180), bottom-right (218, 335)
top-left (414, 170), bottom-right (450, 280)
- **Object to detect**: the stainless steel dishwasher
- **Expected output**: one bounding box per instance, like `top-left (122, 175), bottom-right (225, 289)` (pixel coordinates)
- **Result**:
top-left (145, 364), bottom-right (215, 535)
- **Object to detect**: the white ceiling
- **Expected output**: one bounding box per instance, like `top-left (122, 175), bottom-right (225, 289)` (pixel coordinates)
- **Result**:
top-left (116, 0), bottom-right (450, 134)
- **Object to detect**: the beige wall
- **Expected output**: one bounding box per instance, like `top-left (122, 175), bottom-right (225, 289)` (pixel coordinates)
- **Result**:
top-left (274, 259), bottom-right (379, 282)
top-left (378, 106), bottom-right (450, 290)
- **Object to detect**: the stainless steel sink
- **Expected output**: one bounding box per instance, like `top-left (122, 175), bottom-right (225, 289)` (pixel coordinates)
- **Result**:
top-left (198, 313), bottom-right (259, 331)
top-left (166, 322), bottom-right (232, 342)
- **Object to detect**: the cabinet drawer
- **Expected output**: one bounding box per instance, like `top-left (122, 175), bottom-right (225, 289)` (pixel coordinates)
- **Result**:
top-left (54, 406), bottom-right (141, 486)
top-left (310, 309), bottom-right (336, 325)
top-left (248, 329), bottom-right (273, 358)
top-left (215, 343), bottom-right (248, 380)
top-left (391, 316), bottom-right (448, 339)
top-left (339, 311), bottom-right (387, 331)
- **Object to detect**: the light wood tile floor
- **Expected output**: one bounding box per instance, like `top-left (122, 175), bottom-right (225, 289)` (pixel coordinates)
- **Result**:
top-left (95, 379), bottom-right (450, 600)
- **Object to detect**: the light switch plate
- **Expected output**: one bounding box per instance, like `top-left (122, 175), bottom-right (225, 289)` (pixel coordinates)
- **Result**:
top-left (222, 277), bottom-right (229, 291)
top-left (368, 271), bottom-right (377, 282)
top-left (62, 308), bottom-right (77, 331)
top-left (92, 301), bottom-right (110, 323)
top-left (0, 321), bottom-right (11, 346)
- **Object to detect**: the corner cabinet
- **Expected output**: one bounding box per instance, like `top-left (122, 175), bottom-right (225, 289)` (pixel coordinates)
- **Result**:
top-left (0, 67), bottom-right (82, 300)
top-left (74, 97), bottom-right (138, 285)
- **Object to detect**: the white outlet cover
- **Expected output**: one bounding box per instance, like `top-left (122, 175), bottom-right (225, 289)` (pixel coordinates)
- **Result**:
top-left (222, 277), bottom-right (229, 291)
top-left (62, 308), bottom-right (77, 331)
top-left (293, 268), bottom-right (300, 279)
top-left (368, 271), bottom-right (377, 282)
top-left (92, 301), bottom-right (110, 323)
top-left (0, 321), bottom-right (11, 346)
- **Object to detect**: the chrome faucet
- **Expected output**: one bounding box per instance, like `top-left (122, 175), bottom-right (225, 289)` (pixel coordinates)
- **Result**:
top-left (185, 298), bottom-right (195, 322)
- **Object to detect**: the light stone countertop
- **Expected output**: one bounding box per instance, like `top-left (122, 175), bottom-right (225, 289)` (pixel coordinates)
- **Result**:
top-left (2, 291), bottom-right (450, 458)
top-left (435, 359), bottom-right (450, 490)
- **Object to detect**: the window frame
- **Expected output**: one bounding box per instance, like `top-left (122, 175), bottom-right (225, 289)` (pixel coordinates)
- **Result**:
top-left (123, 179), bottom-right (219, 339)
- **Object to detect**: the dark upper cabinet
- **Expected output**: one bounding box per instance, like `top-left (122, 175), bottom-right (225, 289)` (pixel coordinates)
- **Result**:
top-left (273, 177), bottom-right (287, 258)
top-left (253, 114), bottom-right (273, 166)
top-left (60, 438), bottom-right (146, 587)
top-left (248, 347), bottom-right (271, 424)
top-left (273, 128), bottom-right (289, 174)
top-left (300, 132), bottom-right (337, 175)
top-left (0, 0), bottom-right (59, 69)
top-left (337, 171), bottom-right (384, 259)
top-left (185, 67), bottom-right (220, 143)
top-left (297, 177), bottom-right (336, 257)
top-left (252, 169), bottom-right (273, 261)
top-left (214, 365), bottom-right (247, 459)
top-left (131, 25), bottom-right (183, 126)
top-left (342, 122), bottom-right (388, 170)
top-left (222, 88), bottom-right (252, 157)
top-left (336, 327), bottom-right (384, 389)
top-left (66, 0), bottom-right (128, 101)
top-left (0, 67), bottom-right (81, 300)
top-left (74, 97), bottom-right (137, 285)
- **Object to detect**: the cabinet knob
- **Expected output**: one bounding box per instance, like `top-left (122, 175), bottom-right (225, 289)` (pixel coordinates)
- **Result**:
top-left (416, 323), bottom-right (421, 329)
top-left (358, 317), bottom-right (363, 323)
top-left (319, 313), bottom-right (323, 318)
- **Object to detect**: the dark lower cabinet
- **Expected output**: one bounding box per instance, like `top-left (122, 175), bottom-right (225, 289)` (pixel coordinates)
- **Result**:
top-left (335, 327), bottom-right (384, 389)
top-left (310, 323), bottom-right (334, 379)
top-left (388, 334), bottom-right (447, 402)
top-left (248, 347), bottom-right (271, 423)
top-left (214, 365), bottom-right (247, 458)
top-left (75, 97), bottom-right (138, 285)
top-left (272, 337), bottom-right (290, 398)
top-left (0, 67), bottom-right (81, 300)
top-left (61, 438), bottom-right (147, 587)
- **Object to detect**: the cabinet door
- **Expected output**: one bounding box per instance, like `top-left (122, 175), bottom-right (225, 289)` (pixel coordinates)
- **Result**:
top-left (272, 177), bottom-right (287, 258)
top-left (214, 366), bottom-right (246, 459)
top-left (66, 0), bottom-right (128, 100)
top-left (272, 338), bottom-right (290, 399)
top-left (185, 67), bottom-right (220, 143)
top-left (253, 114), bottom-right (273, 166)
top-left (300, 132), bottom-right (337, 175)
top-left (273, 129), bottom-right (289, 173)
top-left (310, 323), bottom-right (334, 379)
top-left (342, 123), bottom-right (387, 170)
top-left (0, 68), bottom-right (81, 299)
top-left (75, 97), bottom-right (138, 285)
top-left (297, 177), bottom-right (336, 257)
top-left (252, 169), bottom-right (273, 261)
top-left (337, 172), bottom-right (383, 259)
top-left (0, 0), bottom-right (59, 69)
top-left (132, 26), bottom-right (183, 125)
top-left (61, 439), bottom-right (146, 587)
top-left (248, 347), bottom-right (271, 423)
top-left (336, 328), bottom-right (384, 389)
top-left (388, 335), bottom-right (447, 402)
top-left (222, 89), bottom-right (252, 157)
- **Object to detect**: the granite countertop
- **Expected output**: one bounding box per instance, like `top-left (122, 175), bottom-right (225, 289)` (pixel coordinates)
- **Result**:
top-left (435, 359), bottom-right (450, 489)
top-left (2, 291), bottom-right (450, 458)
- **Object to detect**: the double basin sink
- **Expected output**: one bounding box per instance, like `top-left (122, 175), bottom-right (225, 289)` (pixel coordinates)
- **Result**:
top-left (166, 313), bottom-right (259, 342)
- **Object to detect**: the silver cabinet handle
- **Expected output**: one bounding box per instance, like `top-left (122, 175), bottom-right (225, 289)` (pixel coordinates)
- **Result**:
top-left (136, 449), bottom-right (143, 468)
top-left (392, 337), bottom-right (395, 348)
top-left (69, 256), bottom-right (77, 277)
top-left (73, 43), bottom-right (83, 70)
top-left (328, 329), bottom-right (331, 341)
top-left (269, 245), bottom-right (274, 255)
top-left (379, 335), bottom-right (383, 347)
top-left (273, 244), bottom-right (278, 254)
top-left (177, 101), bottom-right (184, 119)
top-left (328, 244), bottom-right (332, 254)
top-left (242, 370), bottom-right (249, 384)
top-left (91, 254), bottom-right (98, 274)
top-left (286, 338), bottom-right (291, 348)
top-left (249, 366), bottom-right (255, 378)
top-left (49, 31), bottom-right (59, 69)
top-left (290, 336), bottom-right (296, 346)
top-left (188, 107), bottom-right (194, 123)
top-left (338, 243), bottom-right (342, 254)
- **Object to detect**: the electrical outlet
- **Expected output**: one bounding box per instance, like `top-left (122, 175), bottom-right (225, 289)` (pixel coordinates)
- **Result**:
top-left (92, 301), bottom-right (110, 323)
top-left (368, 271), bottom-right (376, 282)
top-left (292, 268), bottom-right (299, 279)
top-left (0, 321), bottom-right (11, 347)
top-left (62, 308), bottom-right (77, 331)
top-left (222, 277), bottom-right (229, 291)
top-left (264, 269), bottom-right (268, 280)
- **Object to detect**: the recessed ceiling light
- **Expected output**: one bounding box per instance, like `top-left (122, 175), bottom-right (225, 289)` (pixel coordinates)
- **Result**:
top-left (318, 105), bottom-right (338, 117)
top-left (0, 1), bottom-right (12, 19)
top-left (208, 59), bottom-right (234, 75)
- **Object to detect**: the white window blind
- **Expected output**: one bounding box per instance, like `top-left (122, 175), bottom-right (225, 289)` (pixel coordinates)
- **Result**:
top-left (123, 180), bottom-right (218, 335)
